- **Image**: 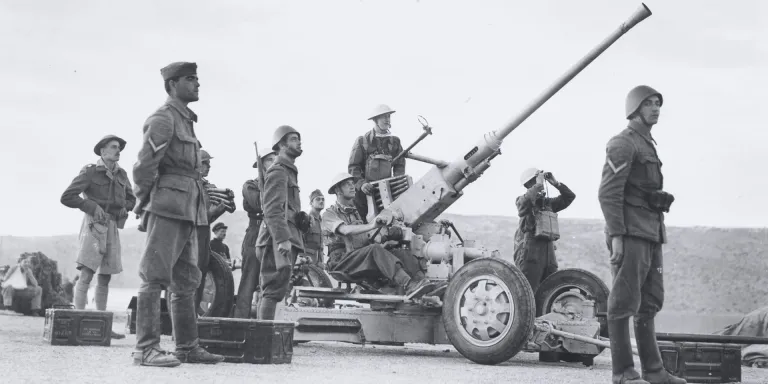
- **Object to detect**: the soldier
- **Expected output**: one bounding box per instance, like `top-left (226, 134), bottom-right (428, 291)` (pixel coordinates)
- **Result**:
top-left (322, 173), bottom-right (436, 297)
top-left (60, 134), bottom-right (136, 339)
top-left (210, 222), bottom-right (231, 261)
top-left (233, 148), bottom-right (277, 319)
top-left (301, 189), bottom-right (325, 267)
top-left (131, 62), bottom-right (224, 367)
top-left (598, 85), bottom-right (684, 384)
top-left (512, 168), bottom-right (575, 295)
top-left (255, 125), bottom-right (306, 321)
top-left (194, 149), bottom-right (232, 315)
top-left (348, 104), bottom-right (406, 220)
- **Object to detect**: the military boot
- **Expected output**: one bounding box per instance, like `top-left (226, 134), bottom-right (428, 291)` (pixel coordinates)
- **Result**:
top-left (635, 317), bottom-right (687, 384)
top-left (608, 318), bottom-right (649, 384)
top-left (170, 292), bottom-right (225, 364)
top-left (133, 291), bottom-right (180, 367)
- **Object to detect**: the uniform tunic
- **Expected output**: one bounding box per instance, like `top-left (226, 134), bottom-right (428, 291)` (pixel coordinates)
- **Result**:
top-left (210, 238), bottom-right (230, 260)
top-left (598, 119), bottom-right (667, 321)
top-left (348, 129), bottom-right (406, 219)
top-left (302, 210), bottom-right (324, 265)
top-left (321, 202), bottom-right (416, 283)
top-left (512, 182), bottom-right (575, 294)
top-left (256, 156), bottom-right (304, 301)
top-left (61, 159), bottom-right (136, 275)
top-left (132, 96), bottom-right (206, 294)
top-left (132, 96), bottom-right (207, 350)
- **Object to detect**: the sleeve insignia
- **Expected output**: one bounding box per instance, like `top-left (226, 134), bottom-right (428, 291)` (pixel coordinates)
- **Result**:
top-left (148, 137), bottom-right (168, 153)
top-left (607, 158), bottom-right (627, 174)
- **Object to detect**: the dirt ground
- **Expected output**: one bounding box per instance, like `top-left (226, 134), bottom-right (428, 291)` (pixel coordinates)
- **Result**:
top-left (2, 310), bottom-right (768, 384)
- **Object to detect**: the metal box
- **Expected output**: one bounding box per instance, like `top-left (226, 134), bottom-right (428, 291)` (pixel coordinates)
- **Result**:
top-left (197, 317), bottom-right (295, 364)
top-left (42, 306), bottom-right (112, 346)
top-left (658, 341), bottom-right (742, 383)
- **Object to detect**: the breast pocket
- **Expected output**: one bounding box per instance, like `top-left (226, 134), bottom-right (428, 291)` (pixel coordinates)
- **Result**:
top-left (287, 179), bottom-right (301, 222)
top-left (172, 127), bottom-right (200, 168)
top-left (90, 176), bottom-right (111, 199)
top-left (115, 177), bottom-right (127, 202)
top-left (637, 153), bottom-right (662, 188)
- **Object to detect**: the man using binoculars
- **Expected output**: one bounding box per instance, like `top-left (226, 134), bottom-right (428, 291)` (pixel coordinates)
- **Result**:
top-left (512, 168), bottom-right (575, 295)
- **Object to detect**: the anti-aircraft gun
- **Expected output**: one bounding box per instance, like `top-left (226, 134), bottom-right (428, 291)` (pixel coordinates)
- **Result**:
top-left (280, 3), bottom-right (654, 366)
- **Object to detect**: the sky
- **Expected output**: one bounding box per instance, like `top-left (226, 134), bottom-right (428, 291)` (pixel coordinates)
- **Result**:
top-left (0, 0), bottom-right (765, 237)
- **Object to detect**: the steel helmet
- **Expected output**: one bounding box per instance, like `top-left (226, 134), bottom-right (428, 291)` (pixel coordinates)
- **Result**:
top-left (201, 149), bottom-right (213, 162)
top-left (368, 104), bottom-right (396, 120)
top-left (271, 125), bottom-right (301, 151)
top-left (625, 85), bottom-right (663, 119)
top-left (328, 173), bottom-right (355, 194)
top-left (252, 147), bottom-right (276, 168)
top-left (520, 167), bottom-right (540, 187)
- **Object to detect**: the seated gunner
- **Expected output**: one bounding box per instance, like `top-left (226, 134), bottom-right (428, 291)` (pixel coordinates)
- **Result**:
top-left (322, 173), bottom-right (434, 297)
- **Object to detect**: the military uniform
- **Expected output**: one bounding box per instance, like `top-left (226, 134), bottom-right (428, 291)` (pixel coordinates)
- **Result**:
top-left (512, 182), bottom-right (575, 294)
top-left (322, 202), bottom-right (416, 284)
top-left (599, 88), bottom-right (684, 384)
top-left (256, 155), bottom-right (304, 312)
top-left (131, 62), bottom-right (222, 367)
top-left (303, 209), bottom-right (324, 265)
top-left (348, 129), bottom-right (406, 219)
top-left (599, 119), bottom-right (666, 319)
top-left (61, 158), bottom-right (136, 276)
top-left (233, 178), bottom-right (265, 318)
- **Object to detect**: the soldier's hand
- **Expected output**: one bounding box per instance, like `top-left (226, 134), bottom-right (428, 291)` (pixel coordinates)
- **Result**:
top-left (544, 172), bottom-right (559, 186)
top-left (361, 183), bottom-right (373, 195)
top-left (93, 206), bottom-right (107, 222)
top-left (277, 240), bottom-right (292, 257)
top-left (610, 235), bottom-right (624, 264)
top-left (117, 208), bottom-right (128, 218)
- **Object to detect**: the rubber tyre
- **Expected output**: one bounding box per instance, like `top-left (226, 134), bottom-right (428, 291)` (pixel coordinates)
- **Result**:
top-left (289, 264), bottom-right (335, 308)
top-left (535, 268), bottom-right (610, 365)
top-left (442, 257), bottom-right (535, 365)
top-left (200, 250), bottom-right (235, 318)
top-left (535, 268), bottom-right (610, 338)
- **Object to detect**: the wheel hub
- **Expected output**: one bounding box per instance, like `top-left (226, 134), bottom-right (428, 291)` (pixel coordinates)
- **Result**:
top-left (454, 276), bottom-right (515, 347)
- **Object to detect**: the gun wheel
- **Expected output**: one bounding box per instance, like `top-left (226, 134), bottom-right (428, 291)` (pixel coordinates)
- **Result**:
top-left (199, 251), bottom-right (235, 317)
top-left (442, 258), bottom-right (535, 365)
top-left (535, 268), bottom-right (610, 365)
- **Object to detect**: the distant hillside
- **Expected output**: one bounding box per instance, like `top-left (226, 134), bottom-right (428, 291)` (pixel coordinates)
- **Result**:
top-left (2, 212), bottom-right (767, 315)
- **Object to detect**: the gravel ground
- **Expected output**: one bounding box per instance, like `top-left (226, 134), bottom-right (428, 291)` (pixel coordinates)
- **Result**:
top-left (2, 310), bottom-right (768, 384)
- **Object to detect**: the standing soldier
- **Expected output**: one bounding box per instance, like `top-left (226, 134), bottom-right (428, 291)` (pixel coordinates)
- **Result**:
top-left (598, 85), bottom-right (684, 384)
top-left (512, 168), bottom-right (575, 296)
top-left (131, 62), bottom-right (224, 367)
top-left (348, 104), bottom-right (406, 220)
top-left (194, 149), bottom-right (232, 315)
top-left (302, 189), bottom-right (325, 267)
top-left (255, 125), bottom-right (305, 321)
top-left (233, 148), bottom-right (277, 319)
top-left (60, 134), bottom-right (136, 339)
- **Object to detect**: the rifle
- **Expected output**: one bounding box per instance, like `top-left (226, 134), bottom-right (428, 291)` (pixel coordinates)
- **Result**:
top-left (253, 142), bottom-right (266, 206)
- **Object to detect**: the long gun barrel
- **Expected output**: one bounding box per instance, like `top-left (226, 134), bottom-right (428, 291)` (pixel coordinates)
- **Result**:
top-left (384, 3), bottom-right (653, 227)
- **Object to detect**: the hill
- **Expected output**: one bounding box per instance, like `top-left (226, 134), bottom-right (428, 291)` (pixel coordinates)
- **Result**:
top-left (2, 211), bottom-right (767, 315)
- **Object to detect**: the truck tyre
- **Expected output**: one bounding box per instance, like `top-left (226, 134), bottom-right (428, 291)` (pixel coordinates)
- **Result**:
top-left (199, 251), bottom-right (235, 318)
top-left (442, 257), bottom-right (535, 365)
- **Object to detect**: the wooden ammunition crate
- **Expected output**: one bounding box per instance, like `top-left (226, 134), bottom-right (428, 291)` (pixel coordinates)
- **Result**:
top-left (125, 296), bottom-right (173, 336)
top-left (197, 317), bottom-right (296, 364)
top-left (42, 306), bottom-right (112, 346)
top-left (659, 341), bottom-right (742, 383)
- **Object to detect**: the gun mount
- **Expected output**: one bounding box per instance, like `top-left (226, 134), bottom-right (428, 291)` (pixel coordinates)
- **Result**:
top-left (277, 3), bottom-right (654, 368)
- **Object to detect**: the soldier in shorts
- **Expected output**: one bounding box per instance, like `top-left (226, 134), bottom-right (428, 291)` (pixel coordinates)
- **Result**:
top-left (61, 134), bottom-right (135, 339)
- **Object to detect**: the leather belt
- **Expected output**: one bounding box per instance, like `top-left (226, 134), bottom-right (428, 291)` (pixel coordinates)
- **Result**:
top-left (160, 166), bottom-right (201, 180)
